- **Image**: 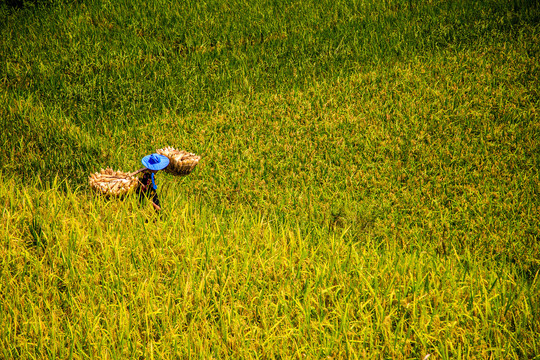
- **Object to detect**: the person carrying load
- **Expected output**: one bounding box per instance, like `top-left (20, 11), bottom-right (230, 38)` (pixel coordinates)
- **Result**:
top-left (138, 153), bottom-right (169, 212)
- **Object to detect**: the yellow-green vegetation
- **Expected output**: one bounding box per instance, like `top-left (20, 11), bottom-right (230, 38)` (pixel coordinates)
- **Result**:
top-left (1, 0), bottom-right (539, 358)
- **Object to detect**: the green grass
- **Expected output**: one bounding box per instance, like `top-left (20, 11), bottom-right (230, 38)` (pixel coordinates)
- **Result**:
top-left (1, 0), bottom-right (539, 358)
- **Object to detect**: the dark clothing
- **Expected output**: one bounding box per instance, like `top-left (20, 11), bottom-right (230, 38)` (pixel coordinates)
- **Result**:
top-left (138, 172), bottom-right (160, 209)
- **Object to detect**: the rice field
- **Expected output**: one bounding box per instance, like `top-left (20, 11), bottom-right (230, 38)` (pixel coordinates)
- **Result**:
top-left (1, 0), bottom-right (539, 358)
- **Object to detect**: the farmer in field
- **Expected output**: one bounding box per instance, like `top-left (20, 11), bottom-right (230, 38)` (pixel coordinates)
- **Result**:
top-left (138, 153), bottom-right (169, 213)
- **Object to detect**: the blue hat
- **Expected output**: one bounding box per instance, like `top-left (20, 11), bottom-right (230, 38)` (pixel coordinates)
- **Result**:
top-left (142, 153), bottom-right (169, 171)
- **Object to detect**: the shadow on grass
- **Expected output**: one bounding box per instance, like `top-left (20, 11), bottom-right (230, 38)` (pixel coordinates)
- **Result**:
top-left (1, 0), bottom-right (53, 9)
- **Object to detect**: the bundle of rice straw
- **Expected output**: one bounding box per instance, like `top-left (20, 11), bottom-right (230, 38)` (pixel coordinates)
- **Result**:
top-left (88, 167), bottom-right (139, 196)
top-left (156, 146), bottom-right (201, 176)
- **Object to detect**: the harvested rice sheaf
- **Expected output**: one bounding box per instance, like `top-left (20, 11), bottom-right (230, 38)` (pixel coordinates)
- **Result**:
top-left (156, 147), bottom-right (201, 176)
top-left (88, 167), bottom-right (139, 196)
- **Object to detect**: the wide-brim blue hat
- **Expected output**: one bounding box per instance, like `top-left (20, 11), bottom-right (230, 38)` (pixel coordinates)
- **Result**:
top-left (142, 153), bottom-right (170, 171)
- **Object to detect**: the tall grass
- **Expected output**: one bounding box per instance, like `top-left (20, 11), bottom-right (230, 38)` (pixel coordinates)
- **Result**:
top-left (1, 0), bottom-right (539, 358)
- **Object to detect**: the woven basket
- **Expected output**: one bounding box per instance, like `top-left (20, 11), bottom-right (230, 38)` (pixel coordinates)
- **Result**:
top-left (88, 167), bottom-right (140, 196)
top-left (156, 147), bottom-right (201, 176)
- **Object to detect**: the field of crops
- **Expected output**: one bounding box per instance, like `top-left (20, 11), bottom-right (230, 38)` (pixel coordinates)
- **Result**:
top-left (1, 0), bottom-right (539, 358)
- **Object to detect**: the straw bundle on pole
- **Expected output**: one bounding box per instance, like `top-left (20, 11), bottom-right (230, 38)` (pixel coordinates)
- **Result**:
top-left (156, 147), bottom-right (201, 176)
top-left (88, 167), bottom-right (140, 196)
